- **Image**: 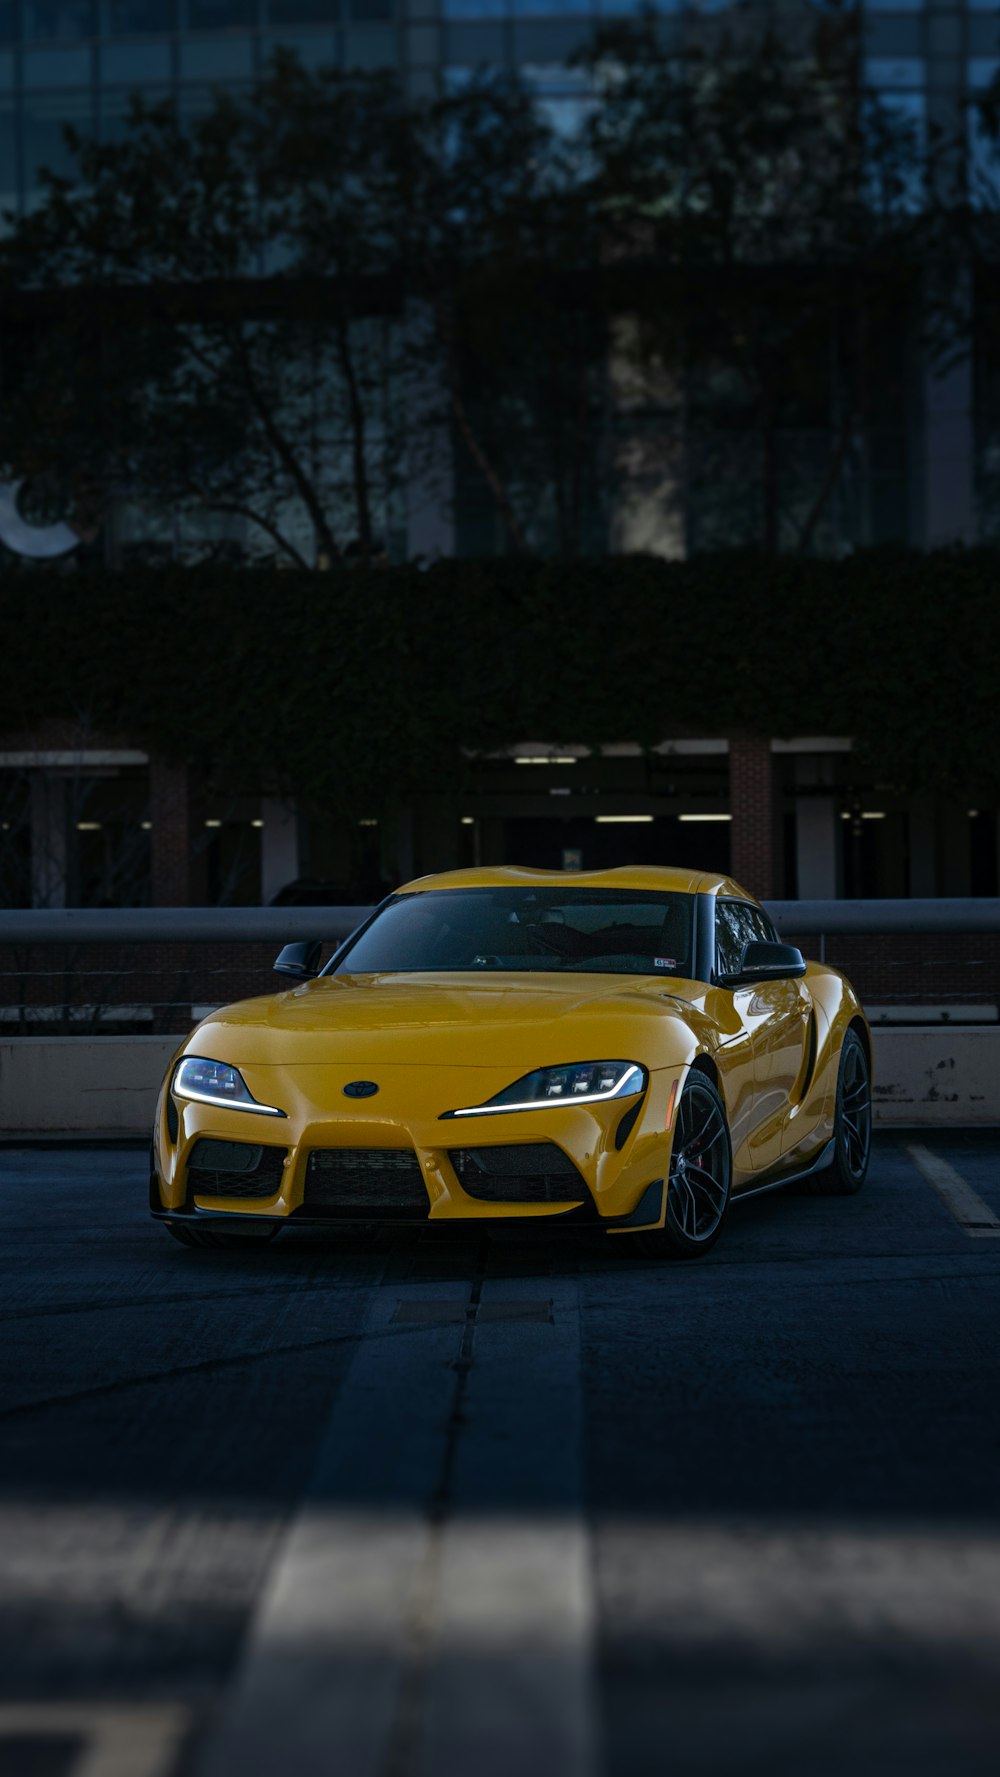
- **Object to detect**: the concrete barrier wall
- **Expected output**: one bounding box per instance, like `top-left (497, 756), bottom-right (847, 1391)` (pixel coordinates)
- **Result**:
top-left (0, 1036), bottom-right (179, 1140)
top-left (1, 1029), bottom-right (998, 1139)
top-left (870, 1028), bottom-right (999, 1125)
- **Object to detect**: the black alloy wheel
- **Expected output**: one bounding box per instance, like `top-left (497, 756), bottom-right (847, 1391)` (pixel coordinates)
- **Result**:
top-left (166, 1222), bottom-right (281, 1249)
top-left (803, 1026), bottom-right (871, 1196)
top-left (632, 1071), bottom-right (732, 1259)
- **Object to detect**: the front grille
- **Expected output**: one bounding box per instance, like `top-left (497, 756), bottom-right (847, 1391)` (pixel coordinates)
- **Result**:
top-left (301, 1148), bottom-right (429, 1217)
top-left (449, 1142), bottom-right (587, 1205)
top-left (187, 1138), bottom-right (287, 1201)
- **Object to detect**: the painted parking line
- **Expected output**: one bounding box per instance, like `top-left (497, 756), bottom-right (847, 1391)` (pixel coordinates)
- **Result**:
top-left (906, 1143), bottom-right (1000, 1238)
top-left (0, 1704), bottom-right (189, 1777)
top-left (195, 1276), bottom-right (595, 1777)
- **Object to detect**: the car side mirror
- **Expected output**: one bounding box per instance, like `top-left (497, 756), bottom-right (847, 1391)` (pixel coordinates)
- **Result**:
top-left (274, 939), bottom-right (323, 980)
top-left (721, 939), bottom-right (806, 986)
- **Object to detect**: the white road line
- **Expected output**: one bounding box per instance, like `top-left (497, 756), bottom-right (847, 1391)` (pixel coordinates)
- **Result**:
top-left (0, 1704), bottom-right (188, 1777)
top-left (906, 1142), bottom-right (1000, 1238)
top-left (196, 1276), bottom-right (596, 1777)
top-left (417, 1275), bottom-right (596, 1777)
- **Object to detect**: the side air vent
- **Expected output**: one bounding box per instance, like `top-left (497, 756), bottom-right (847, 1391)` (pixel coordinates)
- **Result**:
top-left (450, 1142), bottom-right (587, 1205)
top-left (187, 1139), bottom-right (287, 1201)
top-left (614, 1097), bottom-right (644, 1151)
top-left (797, 1010), bottom-right (818, 1102)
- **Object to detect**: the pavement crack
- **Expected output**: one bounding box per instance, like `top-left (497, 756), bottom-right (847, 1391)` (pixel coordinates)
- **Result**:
top-left (0, 1314), bottom-right (488, 1426)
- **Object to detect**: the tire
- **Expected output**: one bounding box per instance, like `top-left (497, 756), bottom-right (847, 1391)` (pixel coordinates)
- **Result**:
top-left (630, 1071), bottom-right (732, 1259)
top-left (166, 1222), bottom-right (281, 1249)
top-left (801, 1026), bottom-right (871, 1196)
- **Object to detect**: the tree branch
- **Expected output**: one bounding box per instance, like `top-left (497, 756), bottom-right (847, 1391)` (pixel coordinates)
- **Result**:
top-left (333, 310), bottom-right (374, 559)
top-left (436, 298), bottom-right (528, 554)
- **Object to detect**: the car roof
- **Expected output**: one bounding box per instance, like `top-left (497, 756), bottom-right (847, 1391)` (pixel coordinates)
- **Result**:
top-left (395, 864), bottom-right (756, 901)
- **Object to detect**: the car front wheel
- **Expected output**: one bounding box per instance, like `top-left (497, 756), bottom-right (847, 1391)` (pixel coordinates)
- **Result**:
top-left (630, 1071), bottom-right (732, 1259)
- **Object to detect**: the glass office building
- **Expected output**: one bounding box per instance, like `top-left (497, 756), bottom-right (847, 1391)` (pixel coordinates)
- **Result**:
top-left (0, 0), bottom-right (992, 550)
top-left (1, 0), bottom-right (991, 218)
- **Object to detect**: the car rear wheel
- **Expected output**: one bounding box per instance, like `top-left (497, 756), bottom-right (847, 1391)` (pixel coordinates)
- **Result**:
top-left (631, 1072), bottom-right (732, 1259)
top-left (801, 1027), bottom-right (871, 1196)
top-left (166, 1222), bottom-right (281, 1249)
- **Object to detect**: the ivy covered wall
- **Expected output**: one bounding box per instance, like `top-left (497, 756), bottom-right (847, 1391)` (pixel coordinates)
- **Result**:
top-left (0, 552), bottom-right (992, 816)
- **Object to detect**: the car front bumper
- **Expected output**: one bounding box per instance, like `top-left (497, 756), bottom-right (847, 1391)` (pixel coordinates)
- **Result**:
top-left (151, 1058), bottom-right (684, 1231)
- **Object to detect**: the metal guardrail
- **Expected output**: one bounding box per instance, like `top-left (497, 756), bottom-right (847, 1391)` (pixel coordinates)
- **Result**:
top-left (0, 898), bottom-right (999, 943)
top-left (0, 906), bottom-right (369, 943)
top-left (766, 899), bottom-right (1000, 934)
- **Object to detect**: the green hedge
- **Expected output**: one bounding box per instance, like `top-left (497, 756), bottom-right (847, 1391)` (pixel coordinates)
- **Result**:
top-left (0, 550), bottom-right (993, 812)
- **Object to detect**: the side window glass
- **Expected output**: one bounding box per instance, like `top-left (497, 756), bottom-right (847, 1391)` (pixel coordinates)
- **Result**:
top-left (748, 906), bottom-right (778, 946)
top-left (716, 901), bottom-right (773, 978)
top-left (715, 903), bottom-right (744, 977)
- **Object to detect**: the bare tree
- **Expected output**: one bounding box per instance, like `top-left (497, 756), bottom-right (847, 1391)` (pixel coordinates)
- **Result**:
top-left (0, 56), bottom-right (413, 567)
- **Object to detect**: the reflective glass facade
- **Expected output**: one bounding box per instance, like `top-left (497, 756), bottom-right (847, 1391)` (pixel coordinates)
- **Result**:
top-left (0, 0), bottom-right (988, 551)
top-left (0, 0), bottom-right (408, 215)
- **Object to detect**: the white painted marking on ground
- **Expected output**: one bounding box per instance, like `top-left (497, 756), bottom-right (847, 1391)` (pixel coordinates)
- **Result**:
top-left (0, 1704), bottom-right (188, 1777)
top-left (906, 1143), bottom-right (1000, 1238)
top-left (417, 1277), bottom-right (596, 1777)
top-left (196, 1275), bottom-right (596, 1777)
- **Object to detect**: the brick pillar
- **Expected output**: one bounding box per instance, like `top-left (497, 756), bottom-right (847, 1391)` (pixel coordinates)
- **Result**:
top-left (149, 756), bottom-right (194, 906)
top-left (729, 735), bottom-right (776, 901)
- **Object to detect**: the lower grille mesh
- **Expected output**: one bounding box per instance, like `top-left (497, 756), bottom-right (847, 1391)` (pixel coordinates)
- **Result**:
top-left (302, 1148), bottom-right (429, 1216)
top-left (450, 1142), bottom-right (587, 1204)
top-left (188, 1139), bottom-right (287, 1201)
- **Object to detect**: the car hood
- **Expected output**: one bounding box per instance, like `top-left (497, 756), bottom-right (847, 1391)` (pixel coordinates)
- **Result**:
top-left (189, 971), bottom-right (708, 1071)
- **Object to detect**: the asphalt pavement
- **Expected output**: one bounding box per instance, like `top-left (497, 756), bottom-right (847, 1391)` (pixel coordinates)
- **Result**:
top-left (1, 1133), bottom-right (1000, 1777)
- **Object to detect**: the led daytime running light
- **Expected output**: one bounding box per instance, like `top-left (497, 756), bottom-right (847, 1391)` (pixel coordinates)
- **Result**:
top-left (446, 1061), bottom-right (645, 1119)
top-left (173, 1056), bottom-right (285, 1118)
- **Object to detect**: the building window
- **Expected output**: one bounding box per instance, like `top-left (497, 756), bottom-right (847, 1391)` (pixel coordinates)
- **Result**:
top-left (108, 0), bottom-right (177, 30)
top-left (101, 41), bottom-right (173, 83)
top-left (189, 0), bottom-right (259, 27)
top-left (179, 34), bottom-right (255, 76)
top-left (23, 90), bottom-right (94, 187)
top-left (442, 0), bottom-right (505, 18)
top-left (267, 0), bottom-right (339, 22)
top-left (100, 85), bottom-right (172, 140)
top-left (24, 2), bottom-right (97, 40)
top-left (0, 100), bottom-right (16, 215)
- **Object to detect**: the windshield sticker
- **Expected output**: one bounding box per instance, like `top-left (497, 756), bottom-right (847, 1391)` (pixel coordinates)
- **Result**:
top-left (655, 957), bottom-right (677, 969)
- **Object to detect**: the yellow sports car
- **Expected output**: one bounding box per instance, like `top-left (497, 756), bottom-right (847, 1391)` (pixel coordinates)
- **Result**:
top-left (150, 866), bottom-right (871, 1259)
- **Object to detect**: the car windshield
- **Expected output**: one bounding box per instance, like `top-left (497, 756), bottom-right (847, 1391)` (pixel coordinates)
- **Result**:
top-left (334, 888), bottom-right (695, 977)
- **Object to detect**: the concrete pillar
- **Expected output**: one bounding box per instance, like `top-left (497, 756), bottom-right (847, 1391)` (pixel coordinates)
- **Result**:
top-left (939, 801), bottom-right (971, 895)
top-left (394, 807), bottom-right (415, 885)
top-left (729, 736), bottom-right (776, 901)
top-left (414, 794), bottom-right (462, 876)
top-left (795, 795), bottom-right (839, 900)
top-left (149, 757), bottom-right (194, 906)
top-left (29, 774), bottom-right (67, 909)
top-left (259, 798), bottom-right (299, 905)
top-left (793, 756), bottom-right (838, 899)
top-left (908, 795), bottom-right (937, 897)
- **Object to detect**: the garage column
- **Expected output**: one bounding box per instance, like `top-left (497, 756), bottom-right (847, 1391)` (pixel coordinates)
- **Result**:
top-left (794, 755), bottom-right (838, 899)
top-left (149, 757), bottom-right (194, 906)
top-left (728, 736), bottom-right (776, 901)
top-left (29, 773), bottom-right (68, 909)
top-left (259, 798), bottom-right (299, 905)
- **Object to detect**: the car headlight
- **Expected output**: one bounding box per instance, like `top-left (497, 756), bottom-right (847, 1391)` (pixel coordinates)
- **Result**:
top-left (445, 1060), bottom-right (645, 1118)
top-left (172, 1056), bottom-right (285, 1118)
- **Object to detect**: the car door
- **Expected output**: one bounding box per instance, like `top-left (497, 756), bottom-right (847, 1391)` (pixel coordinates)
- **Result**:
top-left (715, 900), bottom-right (811, 1174)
